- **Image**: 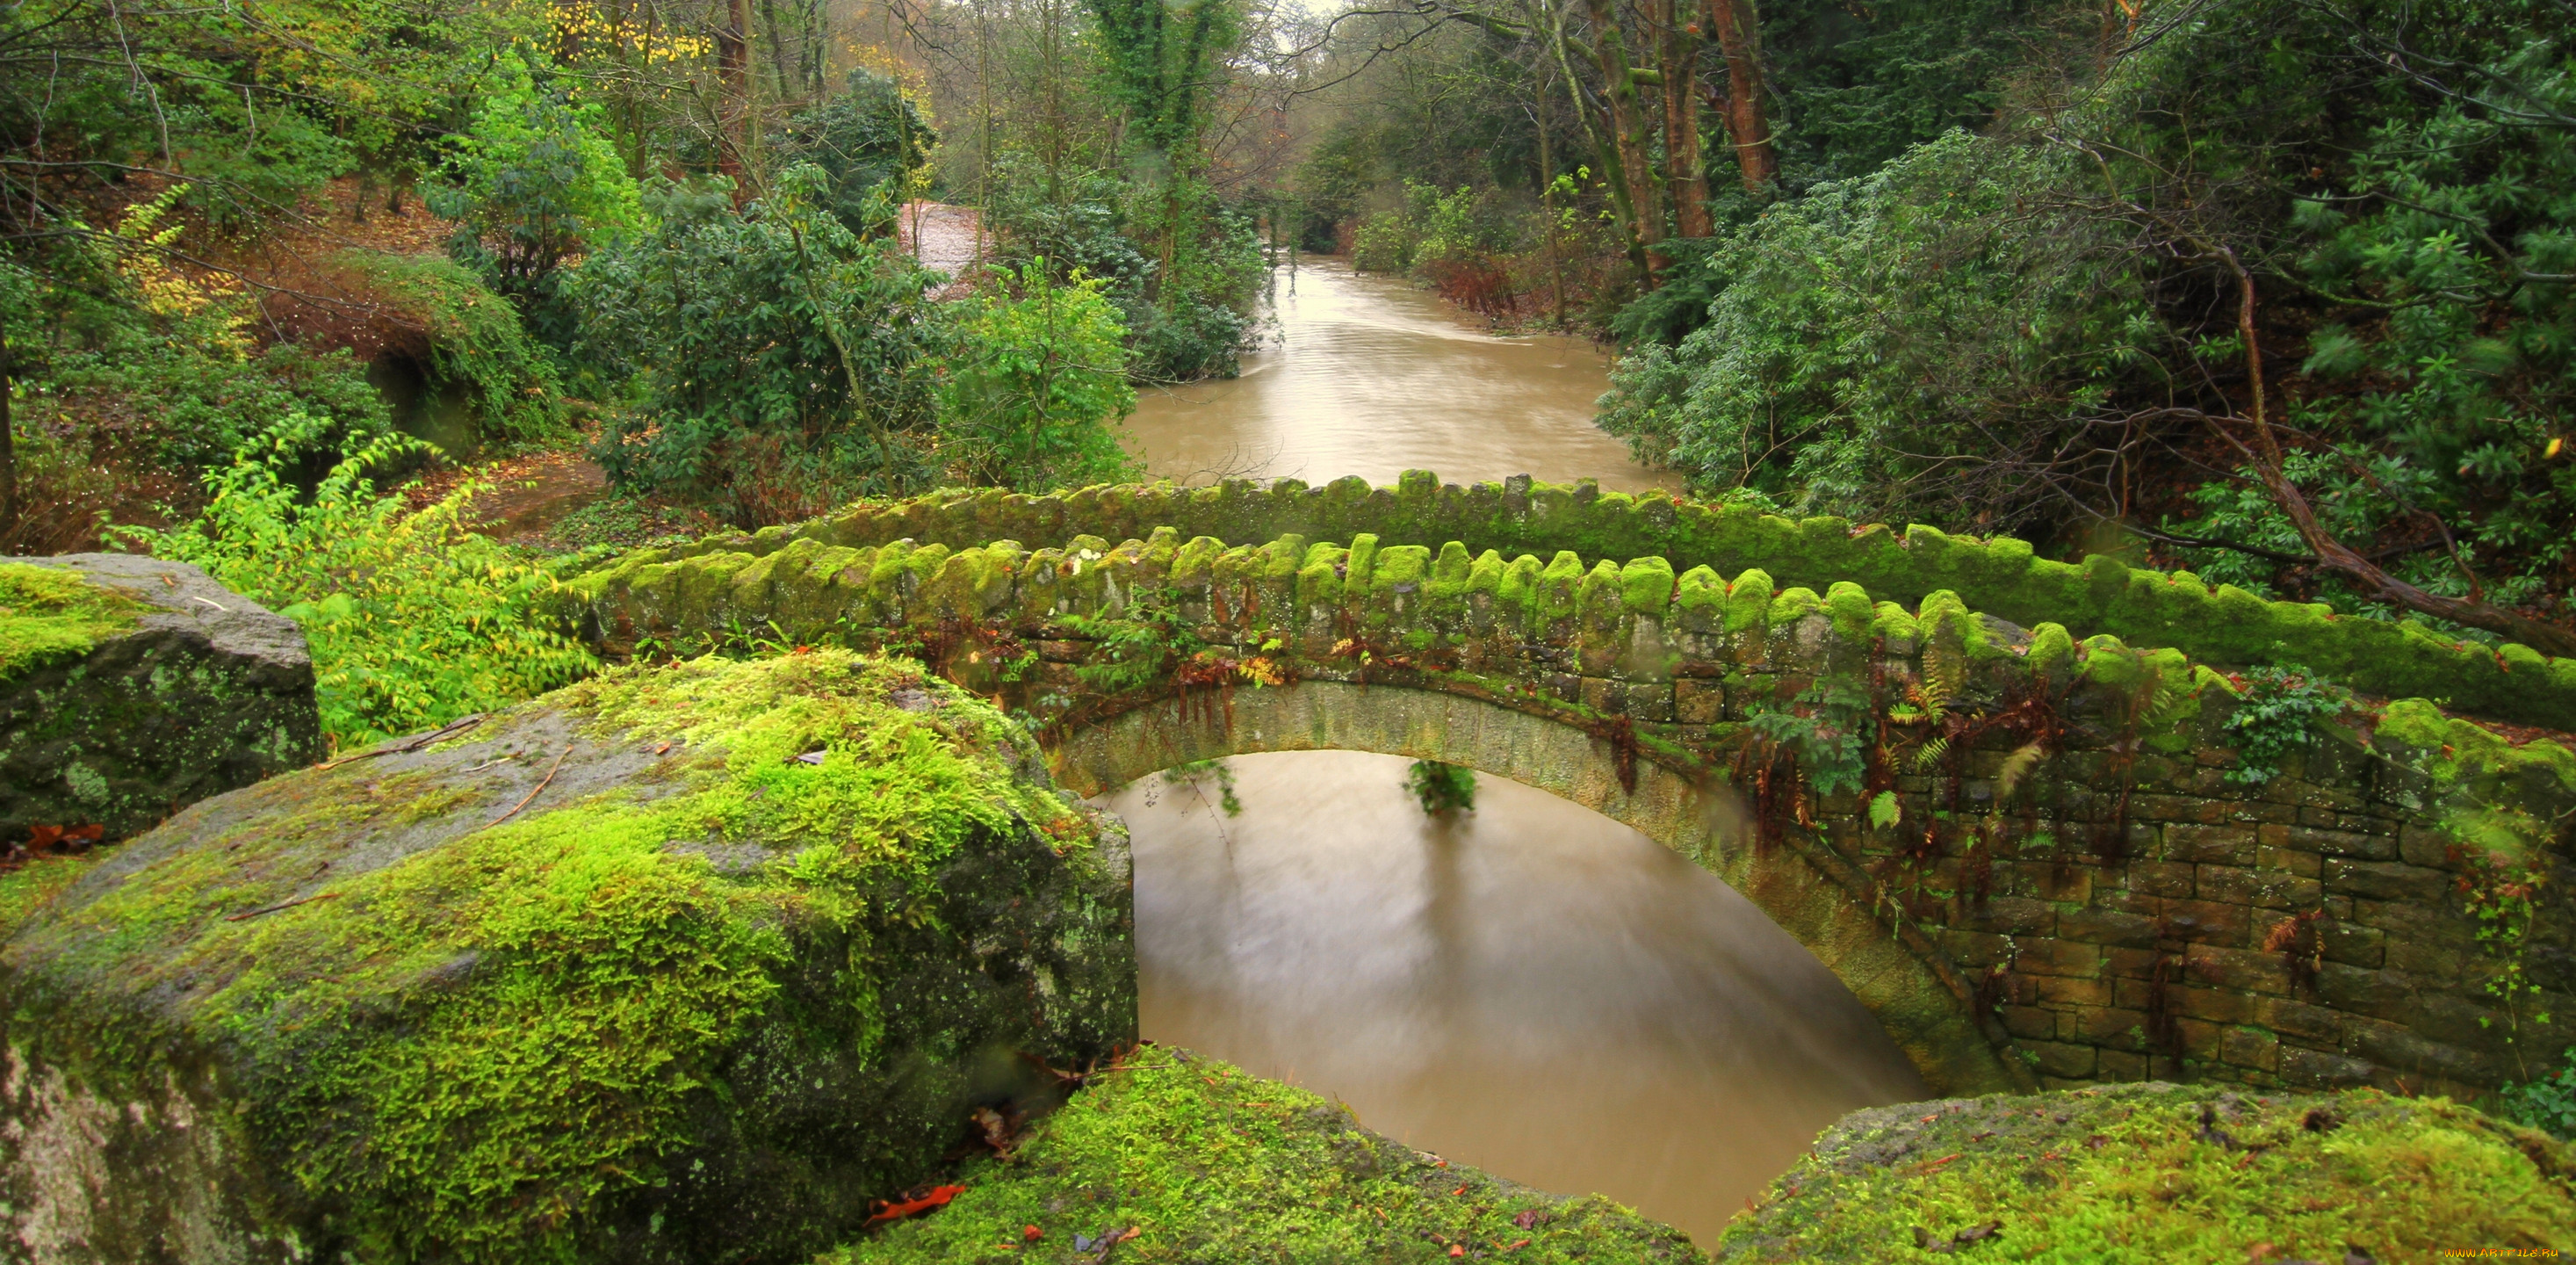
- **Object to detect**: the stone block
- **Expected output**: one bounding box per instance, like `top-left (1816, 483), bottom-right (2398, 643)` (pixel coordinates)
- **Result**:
top-left (2067, 1006), bottom-right (2149, 1049)
top-left (2096, 1048), bottom-right (2149, 1081)
top-left (2398, 824), bottom-right (2451, 868)
top-left (2169, 985), bottom-right (2261, 1026)
top-left (1964, 896), bottom-right (2054, 936)
top-left (2031, 974), bottom-right (2112, 1008)
top-left (2287, 825), bottom-right (2395, 861)
top-left (2314, 963), bottom-right (2410, 1022)
top-left (3, 554), bottom-right (322, 842)
top-left (1674, 678), bottom-right (1724, 724)
top-left (1617, 682), bottom-right (1675, 723)
top-left (2254, 843), bottom-right (2321, 877)
top-left (2027, 1040), bottom-right (2098, 1079)
top-left (2123, 861), bottom-right (2196, 899)
top-left (2185, 945), bottom-right (2292, 996)
top-left (1578, 676), bottom-right (1617, 712)
top-left (2219, 1026), bottom-right (2279, 1073)
top-left (2017, 940), bottom-right (2104, 978)
top-left (2162, 823), bottom-right (2259, 865)
top-left (1999, 1005), bottom-right (2057, 1040)
top-left (2197, 864), bottom-right (2321, 909)
top-left (2157, 900), bottom-right (2250, 945)
top-left (2058, 907), bottom-right (2160, 949)
top-left (2325, 858), bottom-right (2453, 903)
top-left (2279, 1046), bottom-right (2375, 1089)
top-left (2317, 921), bottom-right (2385, 969)
top-left (2262, 997), bottom-right (2348, 1045)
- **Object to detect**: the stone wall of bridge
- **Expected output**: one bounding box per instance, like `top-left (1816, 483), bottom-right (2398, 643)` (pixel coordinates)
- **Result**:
top-left (559, 501), bottom-right (2576, 1102)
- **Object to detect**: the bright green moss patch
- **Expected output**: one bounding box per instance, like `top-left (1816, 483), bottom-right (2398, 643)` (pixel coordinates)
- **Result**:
top-left (0, 851), bottom-right (110, 936)
top-left (825, 1049), bottom-right (1706, 1264)
top-left (0, 562), bottom-right (146, 676)
top-left (1714, 1083), bottom-right (2575, 1263)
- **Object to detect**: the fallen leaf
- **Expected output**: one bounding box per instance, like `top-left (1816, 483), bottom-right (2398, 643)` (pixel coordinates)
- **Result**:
top-left (1448, 1247), bottom-right (1465, 1258)
top-left (791, 749), bottom-right (826, 765)
top-left (863, 1185), bottom-right (964, 1226)
top-left (1023, 1225), bottom-right (1043, 1241)
top-left (1512, 1210), bottom-right (1540, 1230)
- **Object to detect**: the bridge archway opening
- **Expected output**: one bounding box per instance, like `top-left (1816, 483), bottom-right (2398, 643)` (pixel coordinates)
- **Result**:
top-left (1049, 680), bottom-right (2030, 1101)
top-left (1096, 746), bottom-right (1927, 1242)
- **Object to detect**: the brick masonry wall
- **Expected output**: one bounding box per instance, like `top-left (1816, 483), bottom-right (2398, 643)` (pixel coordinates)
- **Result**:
top-left (563, 521), bottom-right (2576, 1100)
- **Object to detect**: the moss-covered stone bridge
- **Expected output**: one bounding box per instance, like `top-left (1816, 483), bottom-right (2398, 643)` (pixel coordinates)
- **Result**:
top-left (561, 472), bottom-right (2576, 1102)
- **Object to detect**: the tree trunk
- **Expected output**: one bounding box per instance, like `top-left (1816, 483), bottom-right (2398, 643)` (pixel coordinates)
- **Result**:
top-left (2212, 251), bottom-right (2576, 658)
top-left (1657, 0), bottom-right (1709, 238)
top-left (1704, 0), bottom-right (1776, 191)
top-left (1583, 0), bottom-right (1665, 278)
top-left (716, 0), bottom-right (753, 186)
top-left (0, 326), bottom-right (17, 548)
top-left (1548, 0), bottom-right (1645, 273)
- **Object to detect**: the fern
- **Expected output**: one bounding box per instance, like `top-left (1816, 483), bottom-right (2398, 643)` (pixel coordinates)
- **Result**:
top-left (1912, 735), bottom-right (1952, 772)
top-left (1996, 741), bottom-right (2048, 800)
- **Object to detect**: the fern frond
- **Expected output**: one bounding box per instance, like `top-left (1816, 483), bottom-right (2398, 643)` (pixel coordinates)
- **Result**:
top-left (1997, 741), bottom-right (2048, 799)
top-left (1912, 735), bottom-right (1952, 772)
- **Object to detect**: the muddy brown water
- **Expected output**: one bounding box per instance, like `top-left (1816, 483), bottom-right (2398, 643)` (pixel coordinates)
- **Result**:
top-left (1123, 259), bottom-right (1681, 492)
top-left (1106, 268), bottom-right (1925, 1246)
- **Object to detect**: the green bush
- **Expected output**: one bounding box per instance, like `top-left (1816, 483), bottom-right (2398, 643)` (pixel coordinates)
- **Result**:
top-left (2500, 1045), bottom-right (2576, 1141)
top-left (936, 259), bottom-right (1140, 491)
top-left (772, 69), bottom-right (934, 237)
top-left (1404, 760), bottom-right (1476, 814)
top-left (120, 415), bottom-right (597, 752)
top-left (1351, 209), bottom-right (1412, 273)
top-left (426, 48), bottom-right (644, 351)
top-left (574, 166), bottom-right (948, 524)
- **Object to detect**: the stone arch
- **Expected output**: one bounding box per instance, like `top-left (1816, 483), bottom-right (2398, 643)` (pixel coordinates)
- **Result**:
top-left (1045, 679), bottom-right (2034, 1098)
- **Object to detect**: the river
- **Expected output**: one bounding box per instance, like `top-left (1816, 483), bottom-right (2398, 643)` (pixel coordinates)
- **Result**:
top-left (1124, 259), bottom-right (1681, 492)
top-left (1100, 261), bottom-right (1928, 1246)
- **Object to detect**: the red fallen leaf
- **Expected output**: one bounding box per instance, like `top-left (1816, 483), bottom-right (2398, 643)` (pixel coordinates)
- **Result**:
top-left (1508, 1240), bottom-right (1532, 1252)
top-left (1512, 1210), bottom-right (1539, 1230)
top-left (1448, 1247), bottom-right (1466, 1258)
top-left (1022, 1225), bottom-right (1043, 1241)
top-left (863, 1185), bottom-right (964, 1226)
top-left (1452, 1186), bottom-right (1468, 1196)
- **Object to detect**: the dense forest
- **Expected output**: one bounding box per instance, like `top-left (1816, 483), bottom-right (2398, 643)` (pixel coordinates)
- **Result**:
top-left (2, 0), bottom-right (2572, 747)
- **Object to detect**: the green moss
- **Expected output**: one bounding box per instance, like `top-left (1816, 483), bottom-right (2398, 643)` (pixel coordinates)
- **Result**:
top-left (826, 1050), bottom-right (1707, 1264)
top-left (10, 649), bottom-right (1107, 1263)
top-left (1714, 1083), bottom-right (2574, 1263)
top-left (0, 851), bottom-right (111, 936)
top-left (0, 562), bottom-right (147, 677)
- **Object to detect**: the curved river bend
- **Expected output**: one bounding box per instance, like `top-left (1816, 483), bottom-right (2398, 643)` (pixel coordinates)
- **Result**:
top-left (1107, 261), bottom-right (1922, 1246)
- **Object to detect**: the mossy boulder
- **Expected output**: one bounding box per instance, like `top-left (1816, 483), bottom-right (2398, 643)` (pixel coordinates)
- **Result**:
top-left (826, 1048), bottom-right (1707, 1263)
top-left (1714, 1082), bottom-right (2576, 1261)
top-left (0, 649), bottom-right (1136, 1264)
top-left (1, 554), bottom-right (322, 844)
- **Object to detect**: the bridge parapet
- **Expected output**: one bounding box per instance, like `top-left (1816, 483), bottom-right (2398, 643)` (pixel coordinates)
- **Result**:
top-left (559, 481), bottom-right (2576, 1103)
top-left (636, 471), bottom-right (2576, 730)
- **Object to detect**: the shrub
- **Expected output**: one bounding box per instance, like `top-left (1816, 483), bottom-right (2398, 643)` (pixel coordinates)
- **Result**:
top-left (328, 251), bottom-right (567, 447)
top-left (426, 48), bottom-right (644, 351)
top-left (2499, 1045), bottom-right (2576, 1141)
top-left (1404, 760), bottom-right (1476, 814)
top-left (936, 259), bottom-right (1140, 491)
top-left (120, 414), bottom-right (597, 752)
top-left (574, 166), bottom-right (948, 524)
top-left (2219, 665), bottom-right (2352, 787)
top-left (772, 70), bottom-right (935, 237)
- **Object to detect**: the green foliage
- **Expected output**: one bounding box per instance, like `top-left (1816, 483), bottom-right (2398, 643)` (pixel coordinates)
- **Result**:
top-left (773, 70), bottom-right (935, 237)
top-left (2499, 1046), bottom-right (2576, 1141)
top-left (1718, 1082), bottom-right (2576, 1261)
top-left (1868, 789), bottom-right (1902, 830)
top-left (1081, 0), bottom-right (1241, 152)
top-left (426, 48), bottom-right (645, 351)
top-left (1060, 598), bottom-right (1204, 694)
top-left (937, 259), bottom-right (1140, 491)
top-left (1352, 210), bottom-right (1413, 273)
top-left (0, 562), bottom-right (145, 676)
top-left (1404, 760), bottom-right (1477, 814)
top-left (574, 166), bottom-right (948, 524)
top-left (1160, 758), bottom-right (1243, 816)
top-left (335, 252), bottom-right (567, 446)
top-left (2218, 665), bottom-right (2351, 787)
top-left (823, 1052), bottom-right (1706, 1263)
top-left (1748, 677), bottom-right (1877, 798)
top-left (14, 189), bottom-right (394, 476)
top-left (119, 415), bottom-right (596, 751)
